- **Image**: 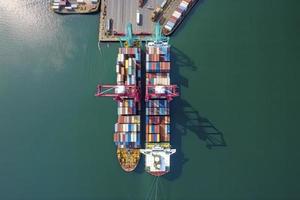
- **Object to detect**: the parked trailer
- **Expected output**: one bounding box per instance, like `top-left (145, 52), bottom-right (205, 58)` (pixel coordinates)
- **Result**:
top-left (136, 11), bottom-right (141, 25)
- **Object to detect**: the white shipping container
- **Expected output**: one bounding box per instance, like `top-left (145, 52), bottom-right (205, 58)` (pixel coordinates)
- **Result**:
top-left (118, 54), bottom-right (124, 62)
top-left (136, 11), bottom-right (141, 25)
top-left (164, 24), bottom-right (172, 31)
top-left (161, 0), bottom-right (168, 8)
top-left (183, 0), bottom-right (190, 6)
top-left (128, 58), bottom-right (132, 66)
top-left (71, 4), bottom-right (78, 8)
top-left (117, 74), bottom-right (123, 83)
top-left (118, 108), bottom-right (124, 115)
top-left (130, 133), bottom-right (134, 142)
top-left (172, 11), bottom-right (181, 19)
top-left (132, 133), bottom-right (137, 142)
top-left (132, 78), bottom-right (136, 85)
top-left (52, 5), bottom-right (59, 9)
top-left (180, 2), bottom-right (188, 9)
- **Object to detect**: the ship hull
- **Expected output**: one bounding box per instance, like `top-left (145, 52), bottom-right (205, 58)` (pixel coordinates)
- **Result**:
top-left (163, 0), bottom-right (199, 36)
top-left (117, 148), bottom-right (140, 172)
top-left (149, 171), bottom-right (168, 176)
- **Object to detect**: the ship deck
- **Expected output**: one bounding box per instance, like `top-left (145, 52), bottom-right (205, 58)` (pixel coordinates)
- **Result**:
top-left (50, 0), bottom-right (100, 14)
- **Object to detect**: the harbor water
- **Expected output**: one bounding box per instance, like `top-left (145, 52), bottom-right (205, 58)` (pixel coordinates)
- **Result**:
top-left (0, 0), bottom-right (299, 199)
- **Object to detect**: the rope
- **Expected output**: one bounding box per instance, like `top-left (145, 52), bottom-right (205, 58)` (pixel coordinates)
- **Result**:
top-left (99, 87), bottom-right (114, 95)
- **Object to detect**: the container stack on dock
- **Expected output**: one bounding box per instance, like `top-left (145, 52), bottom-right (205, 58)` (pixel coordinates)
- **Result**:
top-left (114, 47), bottom-right (141, 150)
top-left (140, 39), bottom-right (177, 176)
top-left (163, 0), bottom-right (195, 35)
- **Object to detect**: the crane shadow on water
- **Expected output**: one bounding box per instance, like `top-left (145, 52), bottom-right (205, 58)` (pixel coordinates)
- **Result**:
top-left (164, 47), bottom-right (227, 181)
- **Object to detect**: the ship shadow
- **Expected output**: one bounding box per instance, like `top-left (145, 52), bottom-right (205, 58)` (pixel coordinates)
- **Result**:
top-left (164, 47), bottom-right (226, 181)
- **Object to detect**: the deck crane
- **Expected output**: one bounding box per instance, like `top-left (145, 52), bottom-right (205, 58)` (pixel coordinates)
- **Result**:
top-left (145, 23), bottom-right (169, 44)
top-left (119, 23), bottom-right (141, 48)
top-left (145, 23), bottom-right (178, 102)
top-left (95, 84), bottom-right (140, 102)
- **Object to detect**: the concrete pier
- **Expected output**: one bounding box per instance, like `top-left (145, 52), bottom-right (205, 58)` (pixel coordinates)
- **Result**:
top-left (98, 0), bottom-right (198, 42)
top-left (99, 0), bottom-right (165, 42)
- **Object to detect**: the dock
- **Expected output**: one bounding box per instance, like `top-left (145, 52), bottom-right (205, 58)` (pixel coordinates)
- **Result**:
top-left (99, 0), bottom-right (197, 42)
top-left (50, 0), bottom-right (199, 41)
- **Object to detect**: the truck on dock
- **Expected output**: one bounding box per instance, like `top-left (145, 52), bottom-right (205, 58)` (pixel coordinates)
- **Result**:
top-left (106, 18), bottom-right (113, 34)
top-left (136, 10), bottom-right (141, 25)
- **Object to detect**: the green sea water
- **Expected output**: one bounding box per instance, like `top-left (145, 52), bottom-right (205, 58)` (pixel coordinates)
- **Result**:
top-left (0, 0), bottom-right (300, 199)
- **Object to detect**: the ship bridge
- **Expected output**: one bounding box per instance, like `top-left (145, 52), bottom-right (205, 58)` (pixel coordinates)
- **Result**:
top-left (140, 145), bottom-right (176, 176)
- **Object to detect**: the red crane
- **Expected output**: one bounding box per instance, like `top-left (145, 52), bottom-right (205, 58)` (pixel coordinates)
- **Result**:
top-left (95, 84), bottom-right (140, 102)
top-left (145, 85), bottom-right (179, 102)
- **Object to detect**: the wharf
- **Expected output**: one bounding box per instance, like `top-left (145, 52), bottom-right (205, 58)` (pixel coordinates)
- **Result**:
top-left (99, 0), bottom-right (165, 42)
top-left (99, 0), bottom-right (198, 42)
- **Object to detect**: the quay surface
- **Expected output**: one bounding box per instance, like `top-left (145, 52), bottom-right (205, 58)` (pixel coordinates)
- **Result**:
top-left (99, 0), bottom-right (199, 42)
top-left (99, 0), bottom-right (165, 42)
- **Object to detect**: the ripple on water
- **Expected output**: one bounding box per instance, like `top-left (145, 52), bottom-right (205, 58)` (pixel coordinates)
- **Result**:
top-left (0, 0), bottom-right (74, 71)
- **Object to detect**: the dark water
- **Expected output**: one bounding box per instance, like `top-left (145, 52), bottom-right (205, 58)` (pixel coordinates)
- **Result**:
top-left (0, 0), bottom-right (300, 199)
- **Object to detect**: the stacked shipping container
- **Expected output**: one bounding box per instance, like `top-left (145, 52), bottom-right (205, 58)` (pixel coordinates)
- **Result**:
top-left (164, 0), bottom-right (193, 32)
top-left (145, 44), bottom-right (171, 143)
top-left (114, 48), bottom-right (141, 149)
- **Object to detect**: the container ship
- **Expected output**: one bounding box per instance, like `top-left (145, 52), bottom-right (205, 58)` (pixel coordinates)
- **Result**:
top-left (50, 0), bottom-right (100, 14)
top-left (162, 0), bottom-right (198, 36)
top-left (95, 30), bottom-right (142, 171)
top-left (140, 26), bottom-right (179, 176)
